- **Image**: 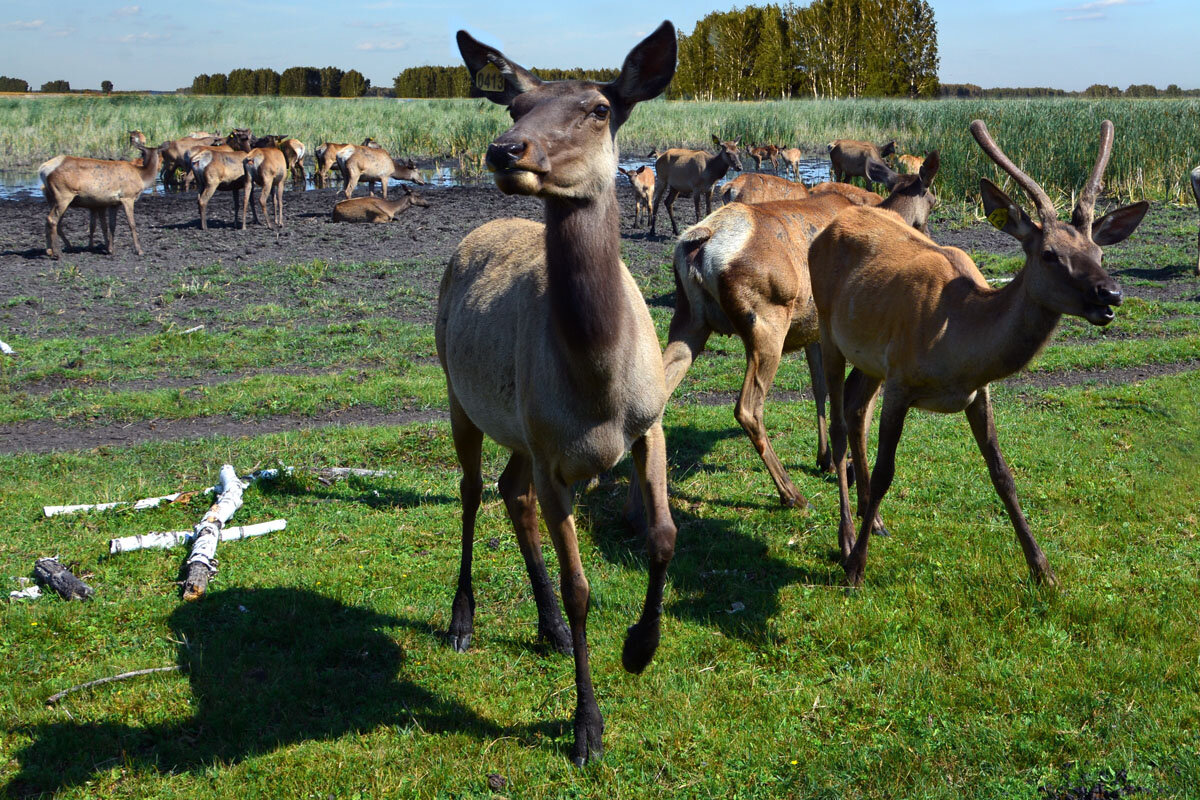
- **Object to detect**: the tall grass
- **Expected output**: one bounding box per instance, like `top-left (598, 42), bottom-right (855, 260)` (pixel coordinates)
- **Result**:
top-left (2, 94), bottom-right (1198, 203)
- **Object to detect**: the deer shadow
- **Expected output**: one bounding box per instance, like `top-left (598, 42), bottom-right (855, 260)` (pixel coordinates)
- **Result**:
top-left (256, 475), bottom-right (456, 510)
top-left (4, 588), bottom-right (560, 798)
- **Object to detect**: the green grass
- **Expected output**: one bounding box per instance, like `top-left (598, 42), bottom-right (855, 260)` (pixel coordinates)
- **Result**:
top-left (4, 95), bottom-right (1200, 203)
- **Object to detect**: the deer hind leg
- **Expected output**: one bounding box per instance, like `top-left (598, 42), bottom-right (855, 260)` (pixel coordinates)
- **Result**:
top-left (964, 387), bottom-right (1057, 586)
top-left (119, 199), bottom-right (142, 255)
top-left (733, 305), bottom-right (807, 509)
top-left (648, 181), bottom-right (665, 235)
top-left (447, 397), bottom-right (484, 652)
top-left (45, 195), bottom-right (72, 258)
top-left (533, 466), bottom-right (603, 766)
top-left (623, 422), bottom-right (678, 676)
top-left (822, 336), bottom-right (856, 560)
top-left (256, 180), bottom-right (272, 229)
top-left (498, 451), bottom-right (571, 654)
top-left (844, 368), bottom-right (886, 534)
top-left (343, 169), bottom-right (358, 200)
top-left (105, 207), bottom-right (117, 252)
top-left (274, 178), bottom-right (284, 227)
top-left (664, 189), bottom-right (682, 235)
top-left (804, 342), bottom-right (831, 473)
top-left (843, 383), bottom-right (910, 587)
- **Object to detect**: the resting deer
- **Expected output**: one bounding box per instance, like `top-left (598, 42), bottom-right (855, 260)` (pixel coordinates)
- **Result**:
top-left (828, 138), bottom-right (896, 185)
top-left (1190, 166), bottom-right (1200, 275)
top-left (808, 181), bottom-right (883, 206)
top-left (438, 23), bottom-right (677, 765)
top-left (40, 144), bottom-right (162, 258)
top-left (336, 141), bottom-right (424, 200)
top-left (663, 154), bottom-right (938, 509)
top-left (332, 188), bottom-right (428, 223)
top-left (618, 165), bottom-right (654, 226)
top-left (747, 143), bottom-right (781, 171)
top-left (648, 135), bottom-right (741, 235)
top-left (241, 146), bottom-right (288, 229)
top-left (720, 172), bottom-right (808, 205)
top-left (809, 120), bottom-right (1147, 587)
top-left (188, 129), bottom-right (254, 229)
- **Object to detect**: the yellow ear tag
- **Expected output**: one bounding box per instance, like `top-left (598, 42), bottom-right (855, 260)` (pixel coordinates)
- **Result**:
top-left (476, 62), bottom-right (506, 94)
top-left (987, 207), bottom-right (1009, 230)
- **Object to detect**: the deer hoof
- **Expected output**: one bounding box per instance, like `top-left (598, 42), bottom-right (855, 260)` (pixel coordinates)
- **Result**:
top-left (570, 706), bottom-right (604, 766)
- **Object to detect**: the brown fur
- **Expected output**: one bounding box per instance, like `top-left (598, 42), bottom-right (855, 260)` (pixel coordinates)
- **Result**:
top-left (336, 142), bottom-right (423, 199)
top-left (720, 173), bottom-right (809, 205)
top-left (437, 23), bottom-right (678, 766)
top-left (779, 147), bottom-right (804, 179)
top-left (331, 191), bottom-right (427, 223)
top-left (241, 147), bottom-right (288, 229)
top-left (809, 121), bottom-right (1148, 588)
top-left (896, 153), bottom-right (925, 175)
top-left (648, 136), bottom-right (741, 235)
top-left (828, 138), bottom-right (896, 184)
top-left (189, 130), bottom-right (253, 230)
top-left (747, 143), bottom-right (782, 171)
top-left (1191, 166), bottom-right (1200, 275)
top-left (280, 138), bottom-right (306, 187)
top-left (618, 165), bottom-right (655, 227)
top-left (808, 181), bottom-right (884, 205)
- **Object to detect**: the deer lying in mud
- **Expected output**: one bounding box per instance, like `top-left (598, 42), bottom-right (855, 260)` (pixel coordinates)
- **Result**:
top-left (332, 188), bottom-right (428, 222)
top-left (241, 146), bottom-right (288, 229)
top-left (663, 153), bottom-right (939, 509)
top-left (828, 138), bottom-right (896, 184)
top-left (648, 135), bottom-right (741, 235)
top-left (810, 120), bottom-right (1147, 587)
top-left (1191, 166), bottom-right (1200, 275)
top-left (747, 143), bottom-right (781, 171)
top-left (336, 141), bottom-right (424, 199)
top-left (188, 129), bottom-right (254, 229)
top-left (40, 143), bottom-right (163, 258)
top-left (720, 172), bottom-right (808, 204)
top-left (438, 23), bottom-right (678, 766)
top-left (618, 165), bottom-right (654, 226)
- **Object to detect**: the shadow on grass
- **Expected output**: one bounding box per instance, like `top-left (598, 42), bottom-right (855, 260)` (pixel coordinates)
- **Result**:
top-left (257, 474), bottom-right (456, 509)
top-left (1110, 262), bottom-right (1195, 280)
top-left (5, 588), bottom-right (559, 798)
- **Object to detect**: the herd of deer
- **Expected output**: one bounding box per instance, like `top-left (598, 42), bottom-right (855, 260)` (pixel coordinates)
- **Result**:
top-left (37, 129), bottom-right (429, 258)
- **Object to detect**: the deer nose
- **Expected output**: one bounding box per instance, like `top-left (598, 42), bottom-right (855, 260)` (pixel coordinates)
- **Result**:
top-left (1091, 283), bottom-right (1123, 307)
top-left (486, 140), bottom-right (528, 171)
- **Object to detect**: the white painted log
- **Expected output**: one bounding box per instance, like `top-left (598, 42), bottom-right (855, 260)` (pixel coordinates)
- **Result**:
top-left (109, 519), bottom-right (286, 555)
top-left (0, 340), bottom-right (13, 355)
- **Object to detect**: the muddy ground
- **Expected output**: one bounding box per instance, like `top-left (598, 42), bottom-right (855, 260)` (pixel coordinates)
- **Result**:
top-left (1, 177), bottom-right (1197, 454)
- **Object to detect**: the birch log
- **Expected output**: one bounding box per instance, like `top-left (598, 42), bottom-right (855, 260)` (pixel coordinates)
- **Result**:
top-left (110, 519), bottom-right (286, 555)
top-left (182, 464), bottom-right (245, 602)
top-left (44, 493), bottom-right (185, 518)
top-left (34, 557), bottom-right (94, 600)
top-left (0, 340), bottom-right (13, 355)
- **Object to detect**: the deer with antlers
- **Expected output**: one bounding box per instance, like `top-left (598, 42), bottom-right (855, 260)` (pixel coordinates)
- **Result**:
top-left (809, 120), bottom-right (1147, 587)
top-left (663, 154), bottom-right (938, 509)
top-left (437, 23), bottom-right (678, 765)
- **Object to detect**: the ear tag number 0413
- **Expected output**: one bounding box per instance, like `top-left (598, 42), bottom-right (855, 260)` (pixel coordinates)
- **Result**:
top-left (987, 207), bottom-right (1009, 230)
top-left (477, 62), bottom-right (506, 93)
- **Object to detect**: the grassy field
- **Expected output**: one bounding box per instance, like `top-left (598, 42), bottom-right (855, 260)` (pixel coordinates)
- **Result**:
top-left (2, 187), bottom-right (1199, 797)
top-left (2, 94), bottom-right (1200, 204)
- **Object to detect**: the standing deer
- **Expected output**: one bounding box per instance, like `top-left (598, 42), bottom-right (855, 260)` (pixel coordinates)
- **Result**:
top-left (779, 147), bottom-right (804, 180)
top-left (241, 146), bottom-right (288, 229)
top-left (618, 165), bottom-right (654, 227)
top-left (648, 135), bottom-right (741, 235)
top-left (189, 129), bottom-right (254, 229)
top-left (437, 22), bottom-right (678, 765)
top-left (1190, 166), bottom-right (1200, 275)
top-left (40, 144), bottom-right (162, 258)
top-left (828, 138), bottom-right (896, 185)
top-left (281, 138), bottom-right (306, 188)
top-left (720, 172), bottom-right (809, 205)
top-left (809, 120), bottom-right (1147, 587)
top-left (896, 153), bottom-right (925, 175)
top-left (663, 154), bottom-right (939, 509)
top-left (747, 143), bottom-right (781, 171)
top-left (337, 142), bottom-right (424, 200)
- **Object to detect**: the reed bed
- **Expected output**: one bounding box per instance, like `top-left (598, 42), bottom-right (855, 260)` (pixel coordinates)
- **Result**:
top-left (2, 94), bottom-right (1197, 204)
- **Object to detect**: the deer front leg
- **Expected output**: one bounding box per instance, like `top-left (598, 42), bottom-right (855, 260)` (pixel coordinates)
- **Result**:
top-left (257, 181), bottom-right (272, 229)
top-left (665, 189), bottom-right (681, 235)
top-left (822, 337), bottom-right (856, 560)
top-left (534, 467), bottom-right (603, 766)
top-left (447, 399), bottom-right (484, 652)
top-left (648, 181), bottom-right (666, 235)
top-left (498, 451), bottom-right (571, 655)
top-left (964, 387), bottom-right (1057, 586)
top-left (120, 199), bottom-right (142, 255)
top-left (241, 181), bottom-right (252, 230)
top-left (844, 368), bottom-right (885, 534)
top-left (623, 423), bottom-right (677, 676)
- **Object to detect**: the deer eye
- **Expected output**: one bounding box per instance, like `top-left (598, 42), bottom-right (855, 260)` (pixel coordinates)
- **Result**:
top-left (1043, 250), bottom-right (1060, 265)
top-left (590, 104), bottom-right (610, 120)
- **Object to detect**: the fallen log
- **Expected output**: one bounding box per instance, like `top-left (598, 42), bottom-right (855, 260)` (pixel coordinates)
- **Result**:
top-left (46, 665), bottom-right (184, 706)
top-left (110, 519), bottom-right (286, 555)
top-left (182, 464), bottom-right (245, 602)
top-left (34, 557), bottom-right (93, 601)
top-left (0, 340), bottom-right (13, 355)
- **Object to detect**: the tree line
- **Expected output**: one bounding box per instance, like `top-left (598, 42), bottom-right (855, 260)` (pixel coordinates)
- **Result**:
top-left (392, 66), bottom-right (620, 99)
top-left (941, 83), bottom-right (1200, 99)
top-left (189, 67), bottom-right (369, 97)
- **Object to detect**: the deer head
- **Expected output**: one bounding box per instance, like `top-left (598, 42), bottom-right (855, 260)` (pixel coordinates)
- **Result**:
top-left (866, 150), bottom-right (940, 232)
top-left (456, 21), bottom-right (676, 198)
top-left (712, 134), bottom-right (742, 173)
top-left (971, 119), bottom-right (1148, 327)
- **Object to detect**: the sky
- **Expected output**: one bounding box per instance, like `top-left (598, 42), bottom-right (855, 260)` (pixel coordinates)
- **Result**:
top-left (1, 0), bottom-right (1197, 93)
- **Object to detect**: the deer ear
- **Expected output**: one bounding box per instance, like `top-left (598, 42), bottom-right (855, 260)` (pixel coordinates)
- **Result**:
top-left (919, 151), bottom-right (939, 186)
top-left (1090, 200), bottom-right (1149, 246)
top-left (865, 158), bottom-right (897, 189)
top-left (880, 140), bottom-right (896, 158)
top-left (607, 21), bottom-right (676, 112)
top-left (980, 178), bottom-right (1036, 240)
top-left (456, 30), bottom-right (542, 107)
top-left (712, 134), bottom-right (721, 146)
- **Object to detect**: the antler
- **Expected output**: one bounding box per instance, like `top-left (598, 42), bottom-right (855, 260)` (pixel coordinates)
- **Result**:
top-left (970, 119), bottom-right (1058, 223)
top-left (1071, 119), bottom-right (1115, 235)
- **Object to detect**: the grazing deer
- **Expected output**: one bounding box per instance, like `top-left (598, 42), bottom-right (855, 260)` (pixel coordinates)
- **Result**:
top-left (332, 188), bottom-right (428, 222)
top-left (189, 129), bottom-right (254, 229)
top-left (828, 138), bottom-right (896, 185)
top-left (648, 135), bottom-right (741, 235)
top-left (747, 143), bottom-right (781, 171)
top-left (336, 141), bottom-right (424, 200)
top-left (779, 147), bottom-right (804, 180)
top-left (438, 23), bottom-right (677, 765)
top-left (618, 165), bottom-right (655, 226)
top-left (281, 138), bottom-right (306, 188)
top-left (1191, 166), bottom-right (1200, 275)
top-left (809, 120), bottom-right (1147, 587)
top-left (241, 146), bottom-right (288, 229)
top-left (720, 172), bottom-right (808, 205)
top-left (40, 144), bottom-right (162, 258)
top-left (663, 154), bottom-right (939, 509)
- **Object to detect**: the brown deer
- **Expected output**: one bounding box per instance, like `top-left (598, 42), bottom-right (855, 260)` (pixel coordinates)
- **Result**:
top-left (747, 143), bottom-right (781, 171)
top-left (1191, 166), bottom-right (1200, 275)
top-left (779, 147), bottom-right (804, 179)
top-left (160, 132), bottom-right (229, 191)
top-left (336, 142), bottom-right (424, 200)
top-left (809, 120), bottom-right (1147, 587)
top-left (62, 130), bottom-right (151, 248)
top-left (828, 138), bottom-right (896, 184)
top-left (40, 144), bottom-right (162, 258)
top-left (663, 154), bottom-right (939, 509)
top-left (720, 172), bottom-right (809, 205)
top-left (332, 188), bottom-right (428, 222)
top-left (281, 138), bottom-right (306, 188)
top-left (808, 181), bottom-right (884, 206)
top-left (618, 165), bottom-right (654, 226)
top-left (648, 135), bottom-right (741, 235)
top-left (189, 129), bottom-right (254, 229)
top-left (241, 146), bottom-right (288, 229)
top-left (896, 153), bottom-right (925, 175)
top-left (438, 23), bottom-right (677, 765)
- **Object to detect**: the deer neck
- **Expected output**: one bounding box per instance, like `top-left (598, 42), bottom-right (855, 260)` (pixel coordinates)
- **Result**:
top-left (702, 153), bottom-right (732, 184)
top-left (968, 269), bottom-right (1062, 384)
top-left (382, 196), bottom-right (410, 214)
top-left (542, 184), bottom-right (627, 363)
top-left (139, 151), bottom-right (161, 189)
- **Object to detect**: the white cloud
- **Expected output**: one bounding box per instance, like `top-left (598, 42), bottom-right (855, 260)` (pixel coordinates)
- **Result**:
top-left (117, 31), bottom-right (170, 43)
top-left (1057, 0), bottom-right (1147, 19)
top-left (113, 5), bottom-right (141, 16)
top-left (356, 40), bottom-right (408, 51)
top-left (49, 27), bottom-right (75, 38)
top-left (1063, 12), bottom-right (1105, 20)
top-left (1, 19), bottom-right (45, 30)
